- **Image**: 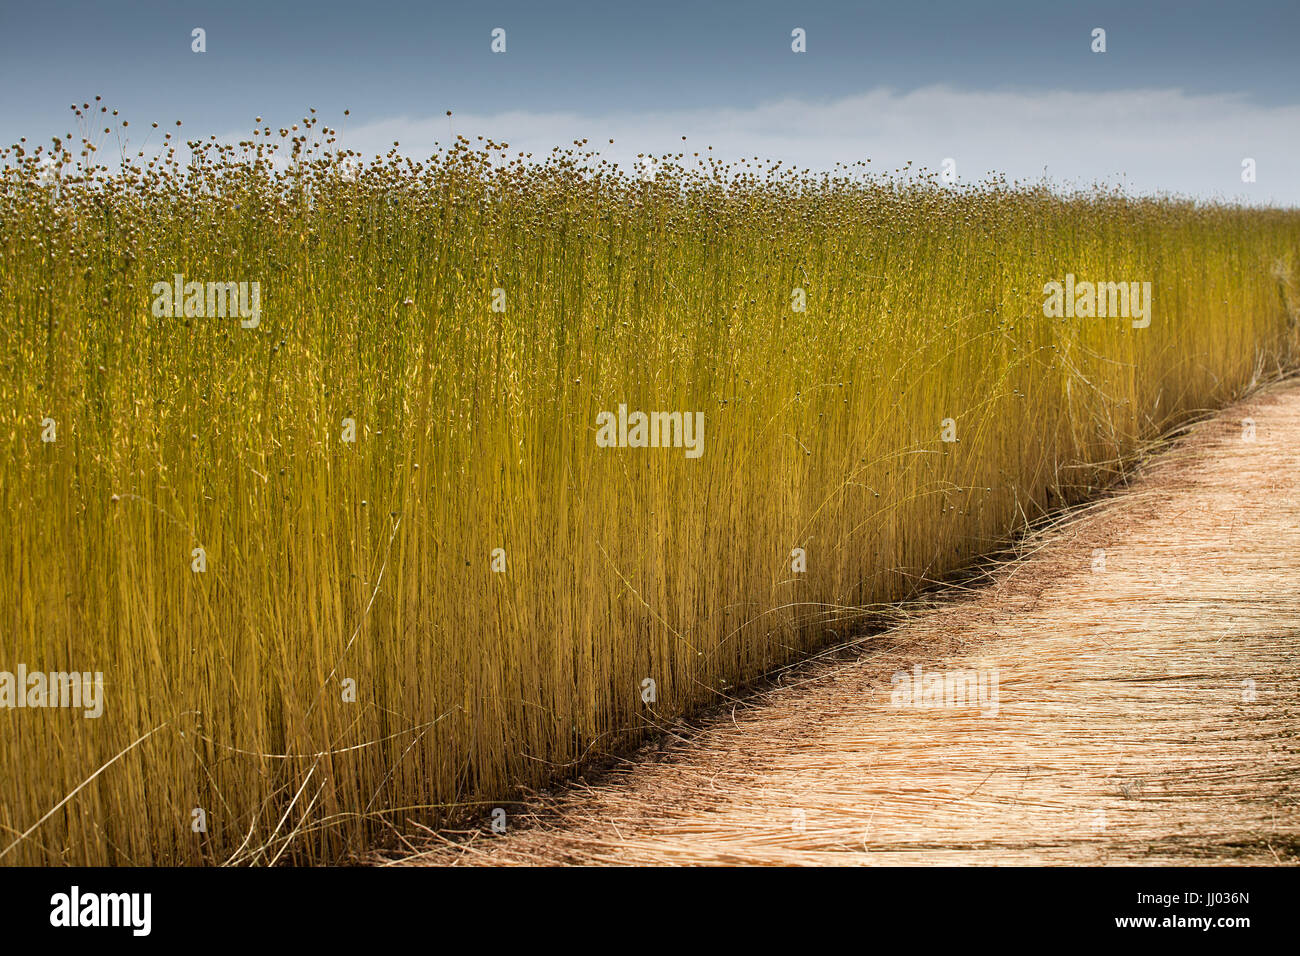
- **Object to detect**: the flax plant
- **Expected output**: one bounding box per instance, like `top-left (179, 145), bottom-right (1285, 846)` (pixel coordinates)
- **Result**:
top-left (1, 111), bottom-right (1298, 864)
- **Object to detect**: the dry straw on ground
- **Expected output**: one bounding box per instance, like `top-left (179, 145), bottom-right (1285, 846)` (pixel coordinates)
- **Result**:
top-left (394, 381), bottom-right (1300, 866)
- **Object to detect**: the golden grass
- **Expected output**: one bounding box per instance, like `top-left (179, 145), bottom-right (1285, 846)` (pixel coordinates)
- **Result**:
top-left (1, 112), bottom-right (1299, 864)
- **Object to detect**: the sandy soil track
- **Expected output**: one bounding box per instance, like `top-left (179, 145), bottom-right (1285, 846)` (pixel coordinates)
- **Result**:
top-left (392, 382), bottom-right (1300, 866)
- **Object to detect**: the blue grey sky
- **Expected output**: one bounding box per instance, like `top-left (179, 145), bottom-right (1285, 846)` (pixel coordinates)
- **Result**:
top-left (3, 0), bottom-right (1298, 202)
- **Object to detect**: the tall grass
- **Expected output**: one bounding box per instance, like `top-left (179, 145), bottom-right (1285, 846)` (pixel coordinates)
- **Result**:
top-left (2, 114), bottom-right (1298, 864)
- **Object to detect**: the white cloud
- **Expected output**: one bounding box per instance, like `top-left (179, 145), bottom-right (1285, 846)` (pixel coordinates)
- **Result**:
top-left (328, 86), bottom-right (1300, 205)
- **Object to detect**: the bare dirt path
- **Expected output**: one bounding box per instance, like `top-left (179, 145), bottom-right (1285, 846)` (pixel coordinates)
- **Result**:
top-left (393, 382), bottom-right (1300, 866)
